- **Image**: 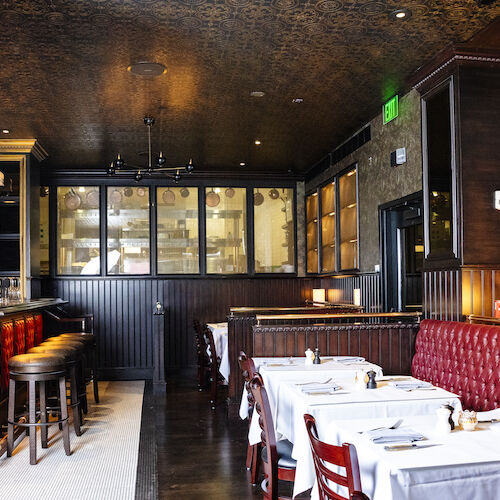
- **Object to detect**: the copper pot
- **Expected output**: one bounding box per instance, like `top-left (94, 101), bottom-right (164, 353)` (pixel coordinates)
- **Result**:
top-left (206, 190), bottom-right (220, 207)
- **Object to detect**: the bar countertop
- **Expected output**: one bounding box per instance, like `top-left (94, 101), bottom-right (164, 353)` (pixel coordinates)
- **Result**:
top-left (0, 297), bottom-right (67, 316)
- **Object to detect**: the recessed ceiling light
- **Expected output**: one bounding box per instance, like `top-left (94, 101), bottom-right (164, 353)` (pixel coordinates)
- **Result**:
top-left (239, 162), bottom-right (246, 166)
top-left (390, 8), bottom-right (412, 19)
top-left (250, 91), bottom-right (265, 97)
top-left (292, 98), bottom-right (304, 103)
top-left (254, 140), bottom-right (261, 146)
top-left (2, 129), bottom-right (10, 134)
top-left (127, 61), bottom-right (167, 77)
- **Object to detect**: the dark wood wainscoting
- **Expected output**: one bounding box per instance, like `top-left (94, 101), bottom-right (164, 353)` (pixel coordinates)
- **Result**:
top-left (41, 277), bottom-right (319, 379)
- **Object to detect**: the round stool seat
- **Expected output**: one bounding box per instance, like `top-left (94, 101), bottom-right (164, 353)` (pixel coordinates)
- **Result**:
top-left (45, 335), bottom-right (86, 344)
top-left (44, 338), bottom-right (86, 350)
top-left (59, 333), bottom-right (95, 344)
top-left (29, 345), bottom-right (79, 362)
top-left (8, 353), bottom-right (65, 374)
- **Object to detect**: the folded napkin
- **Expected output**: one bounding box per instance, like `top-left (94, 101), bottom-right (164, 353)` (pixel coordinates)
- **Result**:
top-left (332, 356), bottom-right (365, 363)
top-left (388, 381), bottom-right (433, 390)
top-left (365, 427), bottom-right (425, 444)
top-left (301, 383), bottom-right (340, 394)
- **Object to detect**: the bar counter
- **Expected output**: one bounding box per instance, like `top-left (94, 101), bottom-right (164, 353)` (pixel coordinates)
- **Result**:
top-left (0, 297), bottom-right (67, 315)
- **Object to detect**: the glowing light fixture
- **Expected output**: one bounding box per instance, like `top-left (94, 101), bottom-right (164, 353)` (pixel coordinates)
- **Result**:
top-left (353, 288), bottom-right (361, 306)
top-left (312, 288), bottom-right (326, 305)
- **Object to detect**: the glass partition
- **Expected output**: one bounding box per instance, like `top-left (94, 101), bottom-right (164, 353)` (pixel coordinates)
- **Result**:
top-left (107, 187), bottom-right (150, 274)
top-left (339, 167), bottom-right (358, 270)
top-left (57, 186), bottom-right (100, 275)
top-left (321, 182), bottom-right (335, 272)
top-left (40, 187), bottom-right (50, 275)
top-left (205, 187), bottom-right (246, 274)
top-left (157, 187), bottom-right (199, 274)
top-left (254, 188), bottom-right (294, 273)
top-left (306, 192), bottom-right (318, 273)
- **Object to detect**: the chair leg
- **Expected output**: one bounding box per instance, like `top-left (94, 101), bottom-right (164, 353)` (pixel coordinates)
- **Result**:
top-left (40, 381), bottom-right (48, 448)
top-left (92, 349), bottom-right (99, 404)
top-left (7, 379), bottom-right (16, 457)
top-left (251, 443), bottom-right (260, 485)
top-left (69, 365), bottom-right (82, 436)
top-left (246, 439), bottom-right (253, 470)
top-left (28, 379), bottom-right (37, 465)
top-left (59, 376), bottom-right (71, 456)
top-left (210, 375), bottom-right (217, 410)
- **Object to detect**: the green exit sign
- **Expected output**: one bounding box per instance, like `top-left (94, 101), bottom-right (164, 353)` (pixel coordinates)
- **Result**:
top-left (383, 95), bottom-right (399, 124)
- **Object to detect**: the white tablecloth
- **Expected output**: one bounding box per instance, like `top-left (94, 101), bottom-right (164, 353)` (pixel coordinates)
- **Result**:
top-left (273, 378), bottom-right (462, 497)
top-left (240, 356), bottom-right (383, 421)
top-left (316, 414), bottom-right (500, 500)
top-left (206, 322), bottom-right (229, 382)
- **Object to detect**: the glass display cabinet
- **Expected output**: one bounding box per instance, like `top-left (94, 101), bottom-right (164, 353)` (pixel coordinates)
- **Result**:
top-left (157, 187), bottom-right (199, 274)
top-left (321, 182), bottom-right (335, 272)
top-left (57, 186), bottom-right (100, 275)
top-left (254, 188), bottom-right (295, 273)
top-left (306, 192), bottom-right (318, 273)
top-left (107, 187), bottom-right (150, 275)
top-left (339, 168), bottom-right (358, 270)
top-left (205, 187), bottom-right (246, 274)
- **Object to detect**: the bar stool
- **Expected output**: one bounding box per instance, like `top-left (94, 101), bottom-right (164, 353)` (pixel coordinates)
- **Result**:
top-left (58, 333), bottom-right (99, 404)
top-left (7, 353), bottom-right (70, 465)
top-left (28, 344), bottom-right (83, 436)
top-left (43, 337), bottom-right (89, 413)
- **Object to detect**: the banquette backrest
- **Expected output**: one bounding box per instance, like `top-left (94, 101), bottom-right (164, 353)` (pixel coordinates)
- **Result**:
top-left (412, 319), bottom-right (500, 411)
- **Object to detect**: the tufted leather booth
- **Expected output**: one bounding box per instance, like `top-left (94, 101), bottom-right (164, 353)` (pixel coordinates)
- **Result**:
top-left (0, 321), bottom-right (14, 392)
top-left (14, 319), bottom-right (26, 355)
top-left (25, 315), bottom-right (35, 350)
top-left (412, 320), bottom-right (500, 411)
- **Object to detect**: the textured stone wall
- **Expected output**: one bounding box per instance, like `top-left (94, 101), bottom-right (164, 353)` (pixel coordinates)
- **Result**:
top-left (296, 181), bottom-right (306, 276)
top-left (305, 89), bottom-right (422, 273)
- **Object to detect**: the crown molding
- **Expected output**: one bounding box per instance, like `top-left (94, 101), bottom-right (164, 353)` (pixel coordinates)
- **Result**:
top-left (0, 139), bottom-right (48, 162)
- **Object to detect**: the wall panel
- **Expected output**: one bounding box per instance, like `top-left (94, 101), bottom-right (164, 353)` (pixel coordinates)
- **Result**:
top-left (42, 277), bottom-right (317, 378)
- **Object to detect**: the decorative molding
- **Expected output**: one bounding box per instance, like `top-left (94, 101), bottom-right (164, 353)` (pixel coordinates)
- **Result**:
top-left (412, 53), bottom-right (500, 90)
top-left (0, 140), bottom-right (48, 162)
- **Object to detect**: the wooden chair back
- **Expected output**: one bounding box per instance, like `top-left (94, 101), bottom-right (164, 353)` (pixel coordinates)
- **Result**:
top-left (303, 414), bottom-right (368, 500)
top-left (249, 374), bottom-right (279, 499)
top-left (238, 352), bottom-right (257, 414)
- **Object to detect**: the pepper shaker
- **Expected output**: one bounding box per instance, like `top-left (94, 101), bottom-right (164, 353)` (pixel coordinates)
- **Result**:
top-left (313, 348), bottom-right (321, 364)
top-left (366, 370), bottom-right (377, 389)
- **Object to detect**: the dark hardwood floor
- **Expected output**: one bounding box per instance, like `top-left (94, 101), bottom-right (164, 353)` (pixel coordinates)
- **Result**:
top-left (147, 375), bottom-right (305, 500)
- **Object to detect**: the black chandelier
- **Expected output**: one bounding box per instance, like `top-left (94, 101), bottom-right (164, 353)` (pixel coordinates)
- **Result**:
top-left (107, 116), bottom-right (194, 182)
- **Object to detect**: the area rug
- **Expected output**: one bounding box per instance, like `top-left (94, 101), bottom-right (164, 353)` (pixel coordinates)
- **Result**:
top-left (0, 380), bottom-right (145, 500)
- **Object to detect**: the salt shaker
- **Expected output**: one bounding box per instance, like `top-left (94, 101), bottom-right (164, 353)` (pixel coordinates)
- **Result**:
top-left (313, 348), bottom-right (321, 364)
top-left (305, 348), bottom-right (314, 366)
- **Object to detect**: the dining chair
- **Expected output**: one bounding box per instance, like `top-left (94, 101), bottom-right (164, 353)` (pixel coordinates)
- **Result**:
top-left (249, 374), bottom-right (296, 500)
top-left (193, 319), bottom-right (210, 391)
top-left (203, 325), bottom-right (223, 410)
top-left (238, 351), bottom-right (260, 485)
top-left (303, 414), bottom-right (370, 500)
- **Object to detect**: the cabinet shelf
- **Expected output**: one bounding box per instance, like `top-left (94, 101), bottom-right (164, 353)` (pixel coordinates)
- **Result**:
top-left (0, 233), bottom-right (20, 240)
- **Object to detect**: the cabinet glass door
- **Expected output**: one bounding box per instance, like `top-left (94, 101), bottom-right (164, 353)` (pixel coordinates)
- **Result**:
top-left (321, 182), bottom-right (335, 272)
top-left (57, 186), bottom-right (100, 275)
top-left (157, 187), bottom-right (199, 274)
top-left (306, 192), bottom-right (319, 273)
top-left (339, 168), bottom-right (358, 270)
top-left (205, 187), bottom-right (246, 274)
top-left (107, 187), bottom-right (150, 275)
top-left (254, 188), bottom-right (294, 273)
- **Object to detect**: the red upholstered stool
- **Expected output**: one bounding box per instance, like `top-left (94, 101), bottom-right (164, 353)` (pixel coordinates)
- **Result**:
top-left (7, 353), bottom-right (70, 465)
top-left (29, 344), bottom-right (83, 436)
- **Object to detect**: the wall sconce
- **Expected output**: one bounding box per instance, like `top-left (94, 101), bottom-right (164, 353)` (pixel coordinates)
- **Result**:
top-left (327, 289), bottom-right (343, 304)
top-left (495, 191), bottom-right (500, 210)
top-left (312, 288), bottom-right (326, 305)
top-left (0, 170), bottom-right (4, 187)
top-left (353, 288), bottom-right (361, 306)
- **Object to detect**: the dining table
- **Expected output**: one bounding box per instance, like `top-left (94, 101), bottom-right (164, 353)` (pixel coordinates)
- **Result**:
top-left (206, 322), bottom-right (230, 382)
top-left (312, 412), bottom-right (500, 500)
top-left (244, 368), bottom-right (462, 498)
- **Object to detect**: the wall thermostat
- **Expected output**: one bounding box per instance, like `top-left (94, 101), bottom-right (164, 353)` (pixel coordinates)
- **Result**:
top-left (390, 148), bottom-right (406, 167)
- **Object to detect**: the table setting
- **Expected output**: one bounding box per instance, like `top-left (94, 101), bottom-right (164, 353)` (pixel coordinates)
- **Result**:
top-left (312, 410), bottom-right (500, 500)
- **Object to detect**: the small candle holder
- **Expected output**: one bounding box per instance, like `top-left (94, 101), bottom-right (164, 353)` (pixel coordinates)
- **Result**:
top-left (459, 410), bottom-right (478, 431)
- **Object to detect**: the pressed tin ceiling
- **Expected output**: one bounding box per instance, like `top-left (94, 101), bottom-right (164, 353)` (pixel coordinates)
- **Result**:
top-left (0, 1), bottom-right (498, 174)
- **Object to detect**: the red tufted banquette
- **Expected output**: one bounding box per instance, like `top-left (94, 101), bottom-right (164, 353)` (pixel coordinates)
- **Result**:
top-left (0, 321), bottom-right (14, 392)
top-left (412, 320), bottom-right (500, 411)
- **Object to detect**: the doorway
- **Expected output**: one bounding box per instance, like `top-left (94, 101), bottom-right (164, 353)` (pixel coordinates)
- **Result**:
top-left (379, 192), bottom-right (423, 312)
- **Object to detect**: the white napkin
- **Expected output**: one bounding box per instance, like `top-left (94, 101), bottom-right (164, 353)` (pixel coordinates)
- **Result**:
top-left (365, 427), bottom-right (425, 444)
top-left (389, 381), bottom-right (433, 390)
top-left (301, 383), bottom-right (340, 394)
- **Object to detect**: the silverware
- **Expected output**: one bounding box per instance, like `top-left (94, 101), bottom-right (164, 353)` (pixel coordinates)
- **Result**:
top-left (384, 443), bottom-right (441, 451)
top-left (296, 378), bottom-right (333, 386)
top-left (405, 387), bottom-right (437, 392)
top-left (360, 419), bottom-right (403, 433)
top-left (478, 418), bottom-right (500, 423)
